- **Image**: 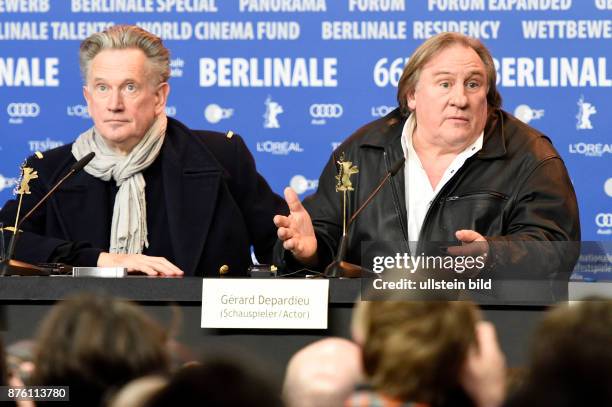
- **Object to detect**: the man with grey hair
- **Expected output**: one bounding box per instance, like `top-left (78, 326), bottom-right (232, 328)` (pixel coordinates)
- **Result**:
top-left (0, 25), bottom-right (287, 276)
top-left (274, 32), bottom-right (579, 278)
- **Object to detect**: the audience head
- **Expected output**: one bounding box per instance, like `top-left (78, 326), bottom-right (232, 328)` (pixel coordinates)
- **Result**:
top-left (146, 356), bottom-right (283, 407)
top-left (109, 376), bottom-right (167, 407)
top-left (354, 301), bottom-right (481, 406)
top-left (283, 338), bottom-right (363, 407)
top-left (32, 294), bottom-right (170, 406)
top-left (0, 336), bottom-right (7, 387)
top-left (511, 299), bottom-right (612, 407)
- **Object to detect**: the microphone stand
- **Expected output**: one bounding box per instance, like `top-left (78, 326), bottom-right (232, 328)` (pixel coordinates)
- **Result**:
top-left (324, 158), bottom-right (405, 278)
top-left (0, 152), bottom-right (95, 277)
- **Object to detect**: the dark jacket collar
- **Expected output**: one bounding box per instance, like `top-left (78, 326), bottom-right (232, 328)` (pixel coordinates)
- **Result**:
top-left (479, 109), bottom-right (507, 159)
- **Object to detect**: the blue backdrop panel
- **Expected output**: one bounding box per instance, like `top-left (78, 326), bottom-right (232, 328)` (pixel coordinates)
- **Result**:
top-left (0, 0), bottom-right (610, 239)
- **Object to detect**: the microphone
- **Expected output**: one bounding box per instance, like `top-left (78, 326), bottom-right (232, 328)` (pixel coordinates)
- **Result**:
top-left (324, 157), bottom-right (405, 278)
top-left (70, 151), bottom-right (95, 173)
top-left (20, 152), bottom-right (95, 224)
top-left (1, 152), bottom-right (95, 276)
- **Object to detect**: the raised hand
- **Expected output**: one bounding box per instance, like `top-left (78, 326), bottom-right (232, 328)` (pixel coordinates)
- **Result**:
top-left (273, 187), bottom-right (318, 266)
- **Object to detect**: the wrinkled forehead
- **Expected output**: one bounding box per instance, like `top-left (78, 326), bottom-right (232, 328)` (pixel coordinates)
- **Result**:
top-left (87, 48), bottom-right (152, 83)
top-left (421, 44), bottom-right (487, 79)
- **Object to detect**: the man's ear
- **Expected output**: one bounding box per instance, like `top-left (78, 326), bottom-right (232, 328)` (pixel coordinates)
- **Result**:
top-left (407, 91), bottom-right (416, 111)
top-left (155, 82), bottom-right (170, 115)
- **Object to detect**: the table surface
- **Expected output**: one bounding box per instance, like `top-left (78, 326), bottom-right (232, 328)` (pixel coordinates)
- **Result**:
top-left (0, 275), bottom-right (586, 305)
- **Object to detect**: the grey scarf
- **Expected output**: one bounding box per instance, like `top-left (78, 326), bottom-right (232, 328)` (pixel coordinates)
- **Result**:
top-left (71, 115), bottom-right (167, 254)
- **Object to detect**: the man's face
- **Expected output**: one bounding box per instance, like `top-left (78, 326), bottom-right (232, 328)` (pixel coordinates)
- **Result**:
top-left (407, 44), bottom-right (488, 150)
top-left (83, 48), bottom-right (168, 153)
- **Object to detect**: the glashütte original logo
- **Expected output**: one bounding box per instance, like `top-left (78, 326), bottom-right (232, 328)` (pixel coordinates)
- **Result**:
top-left (256, 141), bottom-right (303, 155)
top-left (28, 138), bottom-right (63, 152)
top-left (7, 102), bottom-right (40, 124)
top-left (310, 103), bottom-right (343, 125)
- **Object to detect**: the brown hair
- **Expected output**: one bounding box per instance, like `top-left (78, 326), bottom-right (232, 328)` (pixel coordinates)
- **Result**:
top-left (32, 294), bottom-right (170, 406)
top-left (79, 25), bottom-right (170, 85)
top-left (397, 32), bottom-right (501, 116)
top-left (359, 301), bottom-right (479, 405)
top-left (514, 299), bottom-right (612, 406)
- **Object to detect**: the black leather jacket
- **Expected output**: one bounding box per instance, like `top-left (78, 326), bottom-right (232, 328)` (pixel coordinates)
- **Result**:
top-left (280, 108), bottom-right (580, 275)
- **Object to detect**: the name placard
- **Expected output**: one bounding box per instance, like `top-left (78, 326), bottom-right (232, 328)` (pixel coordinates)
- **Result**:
top-left (201, 279), bottom-right (329, 329)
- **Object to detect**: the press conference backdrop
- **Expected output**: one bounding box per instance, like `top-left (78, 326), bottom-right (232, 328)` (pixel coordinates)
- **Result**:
top-left (0, 1), bottom-right (610, 239)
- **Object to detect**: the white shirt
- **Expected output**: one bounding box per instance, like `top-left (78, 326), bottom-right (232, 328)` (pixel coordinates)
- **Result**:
top-left (400, 114), bottom-right (483, 246)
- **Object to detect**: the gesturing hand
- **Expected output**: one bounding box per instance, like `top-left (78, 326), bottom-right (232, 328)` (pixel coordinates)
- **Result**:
top-left (273, 187), bottom-right (318, 266)
top-left (447, 229), bottom-right (489, 257)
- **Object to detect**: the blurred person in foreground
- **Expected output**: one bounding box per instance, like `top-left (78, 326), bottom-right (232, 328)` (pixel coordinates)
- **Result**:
top-left (0, 337), bottom-right (17, 407)
top-left (0, 25), bottom-right (286, 277)
top-left (506, 299), bottom-right (612, 407)
top-left (346, 301), bottom-right (506, 407)
top-left (145, 356), bottom-right (284, 407)
top-left (109, 376), bottom-right (167, 407)
top-left (274, 32), bottom-right (579, 280)
top-left (283, 337), bottom-right (364, 407)
top-left (31, 294), bottom-right (170, 407)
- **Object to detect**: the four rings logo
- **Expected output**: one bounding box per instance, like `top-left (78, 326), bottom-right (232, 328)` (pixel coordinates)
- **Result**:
top-left (310, 103), bottom-right (343, 125)
top-left (596, 213), bottom-right (612, 235)
top-left (7, 103), bottom-right (40, 124)
top-left (596, 213), bottom-right (612, 228)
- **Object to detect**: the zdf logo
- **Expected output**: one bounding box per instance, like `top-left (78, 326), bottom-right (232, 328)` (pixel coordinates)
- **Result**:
top-left (596, 213), bottom-right (612, 228)
top-left (290, 175), bottom-right (318, 195)
top-left (7, 102), bottom-right (40, 117)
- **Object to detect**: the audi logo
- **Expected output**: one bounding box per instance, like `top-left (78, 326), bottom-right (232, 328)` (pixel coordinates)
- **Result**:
top-left (310, 104), bottom-right (343, 118)
top-left (595, 213), bottom-right (612, 228)
top-left (7, 103), bottom-right (40, 118)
